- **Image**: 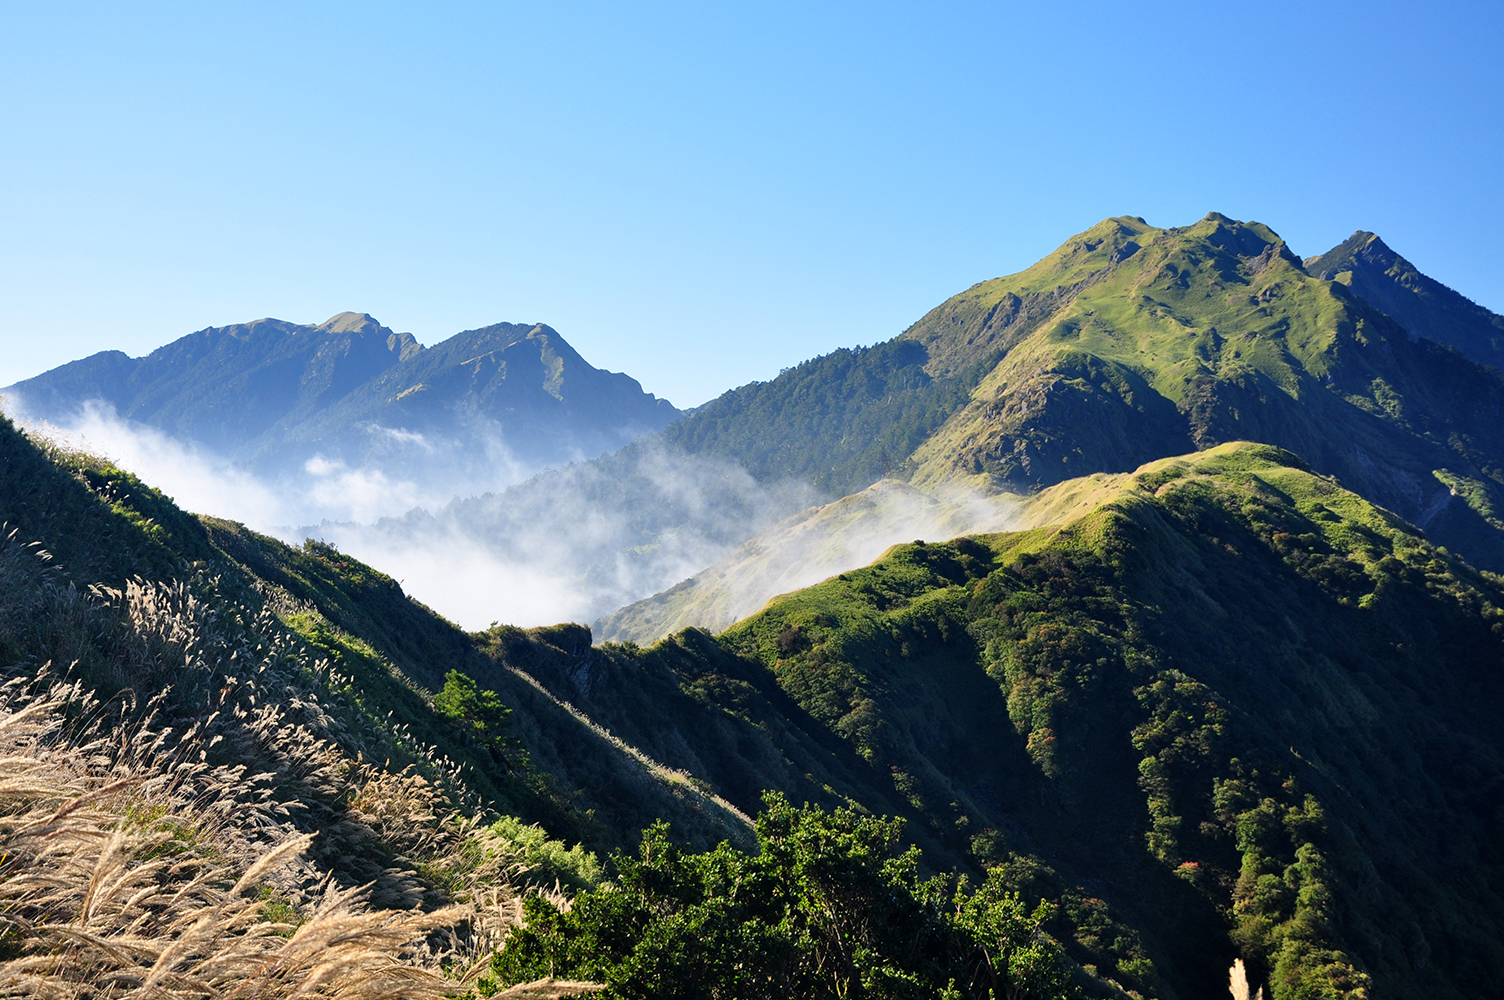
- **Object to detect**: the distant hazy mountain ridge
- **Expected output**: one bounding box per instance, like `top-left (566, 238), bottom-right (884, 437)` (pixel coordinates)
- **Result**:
top-left (5, 311), bottom-right (679, 484)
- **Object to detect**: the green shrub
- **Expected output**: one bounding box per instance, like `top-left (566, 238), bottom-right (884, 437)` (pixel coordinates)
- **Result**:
top-left (486, 794), bottom-right (1077, 1000)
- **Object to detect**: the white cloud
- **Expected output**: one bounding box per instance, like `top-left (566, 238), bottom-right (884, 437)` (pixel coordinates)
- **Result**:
top-left (19, 399), bottom-right (294, 527)
top-left (3, 394), bottom-right (827, 633)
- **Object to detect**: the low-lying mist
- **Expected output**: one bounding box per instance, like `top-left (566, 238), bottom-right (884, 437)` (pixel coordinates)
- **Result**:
top-left (8, 395), bottom-right (1019, 637)
top-left (7, 398), bottom-right (514, 526)
top-left (3, 396), bottom-right (817, 629)
top-left (596, 479), bottom-right (1021, 644)
top-left (311, 443), bottom-right (827, 628)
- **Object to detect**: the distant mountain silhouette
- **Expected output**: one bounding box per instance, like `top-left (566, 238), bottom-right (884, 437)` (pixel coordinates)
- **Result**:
top-left (5, 311), bottom-right (678, 482)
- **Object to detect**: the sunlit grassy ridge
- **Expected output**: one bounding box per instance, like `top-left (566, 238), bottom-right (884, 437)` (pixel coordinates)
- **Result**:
top-left (896, 216), bottom-right (1504, 580)
top-left (597, 212), bottom-right (1504, 650)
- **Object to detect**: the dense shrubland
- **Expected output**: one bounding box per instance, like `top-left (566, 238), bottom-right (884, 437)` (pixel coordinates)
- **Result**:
top-left (488, 794), bottom-right (1077, 1000)
top-left (506, 444), bottom-right (1504, 999)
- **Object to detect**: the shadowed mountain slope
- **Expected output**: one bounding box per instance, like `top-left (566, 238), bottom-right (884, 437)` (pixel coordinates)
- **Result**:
top-left (1305, 231), bottom-right (1504, 370)
top-left (0, 403), bottom-right (752, 860)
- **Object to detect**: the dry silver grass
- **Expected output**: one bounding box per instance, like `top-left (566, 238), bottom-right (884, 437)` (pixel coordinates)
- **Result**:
top-left (1229, 958), bottom-right (1264, 1000)
top-left (0, 681), bottom-right (597, 999)
top-left (0, 528), bottom-right (600, 998)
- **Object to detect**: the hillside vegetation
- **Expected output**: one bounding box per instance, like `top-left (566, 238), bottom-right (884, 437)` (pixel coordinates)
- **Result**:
top-left (6, 211), bottom-right (1504, 1000)
top-left (3, 412), bottom-right (1499, 998)
top-left (0, 404), bottom-right (769, 995)
top-left (509, 443), bottom-right (1504, 1000)
top-left (897, 214), bottom-right (1504, 570)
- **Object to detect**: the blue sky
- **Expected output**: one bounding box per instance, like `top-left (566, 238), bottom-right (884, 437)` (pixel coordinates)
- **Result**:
top-left (2, 1), bottom-right (1501, 407)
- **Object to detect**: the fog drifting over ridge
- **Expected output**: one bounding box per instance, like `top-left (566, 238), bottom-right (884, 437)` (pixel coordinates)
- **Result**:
top-left (2, 394), bottom-right (820, 628)
top-left (596, 479), bottom-right (1022, 644)
top-left (7, 393), bottom-right (1018, 634)
top-left (311, 444), bottom-right (827, 628)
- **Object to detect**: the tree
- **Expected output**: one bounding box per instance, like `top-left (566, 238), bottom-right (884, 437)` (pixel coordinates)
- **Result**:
top-left (433, 670), bottom-right (520, 766)
top-left (485, 794), bottom-right (1078, 999)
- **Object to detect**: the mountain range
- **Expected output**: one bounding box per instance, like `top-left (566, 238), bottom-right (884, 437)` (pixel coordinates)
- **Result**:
top-left (2, 212), bottom-right (1503, 998)
top-left (4, 310), bottom-right (679, 491)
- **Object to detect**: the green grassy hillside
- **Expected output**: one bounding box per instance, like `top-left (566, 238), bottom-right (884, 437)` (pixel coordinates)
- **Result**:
top-left (722, 442), bottom-right (1504, 999)
top-left (894, 213), bottom-right (1504, 573)
top-left (506, 212), bottom-right (1504, 640)
top-left (509, 442), bottom-right (1504, 1000)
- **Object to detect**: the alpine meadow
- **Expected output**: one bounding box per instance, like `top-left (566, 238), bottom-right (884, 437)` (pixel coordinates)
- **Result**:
top-left (5, 211), bottom-right (1504, 1000)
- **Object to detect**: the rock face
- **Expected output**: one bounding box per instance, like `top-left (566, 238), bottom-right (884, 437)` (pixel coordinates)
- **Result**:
top-left (4, 312), bottom-right (680, 483)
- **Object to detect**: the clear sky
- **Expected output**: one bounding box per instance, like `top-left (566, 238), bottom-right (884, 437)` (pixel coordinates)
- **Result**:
top-left (2, 1), bottom-right (1501, 407)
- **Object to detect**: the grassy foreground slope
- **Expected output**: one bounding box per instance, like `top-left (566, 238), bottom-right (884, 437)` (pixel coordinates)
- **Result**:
top-left (0, 408), bottom-right (600, 995)
top-left (0, 403), bottom-right (842, 994)
top-left (526, 442), bottom-right (1504, 1000)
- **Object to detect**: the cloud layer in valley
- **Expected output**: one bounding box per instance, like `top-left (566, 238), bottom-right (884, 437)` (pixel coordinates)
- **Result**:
top-left (7, 395), bottom-right (1019, 636)
top-left (2, 396), bottom-right (815, 629)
